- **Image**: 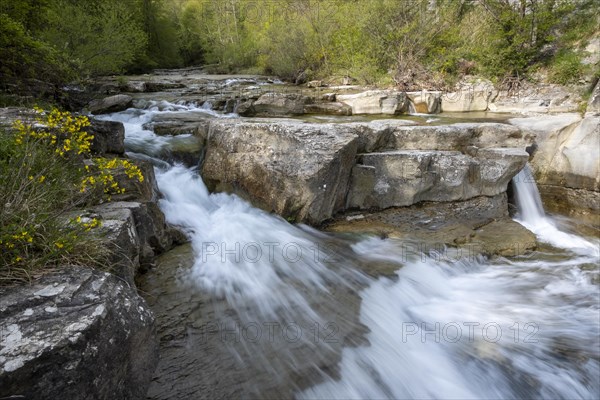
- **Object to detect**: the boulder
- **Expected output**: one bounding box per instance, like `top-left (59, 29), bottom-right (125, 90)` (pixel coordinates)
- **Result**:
top-left (202, 119), bottom-right (359, 224)
top-left (88, 119), bottom-right (125, 155)
top-left (94, 201), bottom-right (173, 274)
top-left (144, 81), bottom-right (186, 92)
top-left (337, 90), bottom-right (409, 115)
top-left (251, 92), bottom-right (313, 116)
top-left (529, 115), bottom-right (600, 192)
top-left (0, 267), bottom-right (158, 400)
top-left (303, 102), bottom-right (352, 116)
top-left (142, 111), bottom-right (213, 140)
top-left (346, 148), bottom-right (529, 210)
top-left (88, 94), bottom-right (133, 115)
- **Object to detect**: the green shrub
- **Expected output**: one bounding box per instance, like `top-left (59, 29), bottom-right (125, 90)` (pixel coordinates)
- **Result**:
top-left (549, 51), bottom-right (586, 85)
top-left (0, 108), bottom-right (144, 283)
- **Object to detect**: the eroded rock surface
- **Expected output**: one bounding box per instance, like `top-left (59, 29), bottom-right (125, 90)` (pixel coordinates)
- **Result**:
top-left (0, 267), bottom-right (158, 400)
top-left (202, 119), bottom-right (531, 224)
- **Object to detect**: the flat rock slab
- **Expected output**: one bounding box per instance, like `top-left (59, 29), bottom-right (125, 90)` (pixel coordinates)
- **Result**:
top-left (347, 148), bottom-right (529, 209)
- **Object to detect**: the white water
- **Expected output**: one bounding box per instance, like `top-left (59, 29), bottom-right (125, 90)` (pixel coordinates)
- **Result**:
top-left (104, 103), bottom-right (600, 399)
top-left (513, 165), bottom-right (599, 255)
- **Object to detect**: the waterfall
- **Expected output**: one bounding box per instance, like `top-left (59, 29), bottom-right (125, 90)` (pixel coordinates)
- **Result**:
top-left (513, 164), bottom-right (546, 225)
top-left (512, 164), bottom-right (598, 255)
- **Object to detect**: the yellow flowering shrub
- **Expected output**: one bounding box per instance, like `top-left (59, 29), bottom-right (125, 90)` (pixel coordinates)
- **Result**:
top-left (1, 107), bottom-right (143, 282)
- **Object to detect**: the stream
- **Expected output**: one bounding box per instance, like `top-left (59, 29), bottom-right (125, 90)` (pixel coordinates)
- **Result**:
top-left (102, 102), bottom-right (599, 399)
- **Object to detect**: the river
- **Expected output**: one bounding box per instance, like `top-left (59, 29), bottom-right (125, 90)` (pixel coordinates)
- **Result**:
top-left (101, 101), bottom-right (599, 399)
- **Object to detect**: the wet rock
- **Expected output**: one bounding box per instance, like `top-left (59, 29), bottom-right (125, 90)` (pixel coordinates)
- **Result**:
top-left (142, 111), bottom-right (213, 140)
top-left (144, 81), bottom-right (186, 92)
top-left (407, 91), bottom-right (442, 113)
top-left (337, 90), bottom-right (409, 115)
top-left (0, 267), bottom-right (158, 400)
top-left (88, 94), bottom-right (133, 115)
top-left (138, 243), bottom-right (367, 399)
top-left (95, 200), bottom-right (173, 274)
top-left (470, 220), bottom-right (537, 256)
top-left (202, 119), bottom-right (359, 224)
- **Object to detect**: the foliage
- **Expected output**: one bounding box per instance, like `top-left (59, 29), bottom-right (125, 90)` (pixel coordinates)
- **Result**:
top-left (40, 0), bottom-right (148, 75)
top-left (549, 51), bottom-right (586, 84)
top-left (0, 108), bottom-right (144, 283)
top-left (1, 0), bottom-right (599, 88)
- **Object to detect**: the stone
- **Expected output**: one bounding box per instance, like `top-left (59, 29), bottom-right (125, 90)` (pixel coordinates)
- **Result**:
top-left (94, 206), bottom-right (141, 283)
top-left (406, 91), bottom-right (442, 113)
top-left (586, 79), bottom-right (600, 115)
top-left (337, 90), bottom-right (409, 115)
top-left (142, 111), bottom-right (213, 140)
top-left (470, 220), bottom-right (537, 257)
top-left (489, 83), bottom-right (581, 114)
top-left (346, 148), bottom-right (529, 210)
top-left (88, 119), bottom-right (125, 155)
top-left (303, 102), bottom-right (352, 116)
top-left (235, 100), bottom-right (255, 116)
top-left (0, 267), bottom-right (158, 400)
top-left (307, 80), bottom-right (325, 88)
top-left (87, 94), bottom-right (133, 115)
top-left (144, 81), bottom-right (186, 92)
top-left (251, 92), bottom-right (313, 116)
top-left (530, 115), bottom-right (600, 192)
top-left (382, 123), bottom-right (532, 152)
top-left (441, 80), bottom-right (497, 112)
top-left (94, 201), bottom-right (173, 273)
top-left (202, 119), bottom-right (359, 224)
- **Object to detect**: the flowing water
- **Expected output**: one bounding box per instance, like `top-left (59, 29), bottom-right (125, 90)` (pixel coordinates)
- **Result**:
top-left (103, 103), bottom-right (600, 399)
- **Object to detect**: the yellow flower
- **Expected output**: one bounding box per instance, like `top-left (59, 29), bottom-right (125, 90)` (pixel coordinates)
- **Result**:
top-left (55, 242), bottom-right (64, 249)
top-left (38, 176), bottom-right (46, 183)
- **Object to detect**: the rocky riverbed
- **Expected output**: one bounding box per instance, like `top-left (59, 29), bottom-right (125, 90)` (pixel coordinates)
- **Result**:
top-left (1, 71), bottom-right (599, 399)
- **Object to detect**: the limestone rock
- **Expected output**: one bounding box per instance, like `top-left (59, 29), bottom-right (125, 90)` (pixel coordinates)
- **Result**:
top-left (251, 93), bottom-right (313, 116)
top-left (202, 119), bottom-right (359, 224)
top-left (442, 80), bottom-right (497, 112)
top-left (303, 102), bottom-right (352, 116)
top-left (382, 123), bottom-right (532, 152)
top-left (586, 79), bottom-right (600, 115)
top-left (337, 90), bottom-right (409, 115)
top-left (530, 115), bottom-right (600, 192)
top-left (347, 148), bottom-right (529, 210)
top-left (0, 267), bottom-right (158, 400)
top-left (88, 94), bottom-right (133, 115)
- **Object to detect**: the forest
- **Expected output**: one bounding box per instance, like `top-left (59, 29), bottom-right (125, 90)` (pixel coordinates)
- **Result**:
top-left (1, 0), bottom-right (599, 91)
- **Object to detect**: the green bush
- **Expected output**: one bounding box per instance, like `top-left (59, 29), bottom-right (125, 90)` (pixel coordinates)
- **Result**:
top-left (549, 51), bottom-right (586, 85)
top-left (0, 108), bottom-right (144, 283)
